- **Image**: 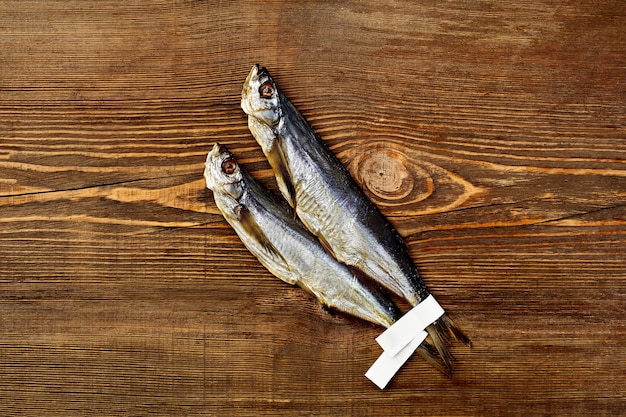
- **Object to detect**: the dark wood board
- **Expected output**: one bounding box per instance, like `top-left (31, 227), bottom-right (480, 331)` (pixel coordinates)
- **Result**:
top-left (1, 1), bottom-right (625, 415)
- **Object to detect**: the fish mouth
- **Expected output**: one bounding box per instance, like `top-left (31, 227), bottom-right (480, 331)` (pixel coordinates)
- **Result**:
top-left (244, 64), bottom-right (259, 87)
top-left (241, 65), bottom-right (259, 115)
top-left (216, 142), bottom-right (230, 155)
top-left (209, 142), bottom-right (221, 158)
top-left (256, 64), bottom-right (270, 79)
top-left (244, 64), bottom-right (271, 90)
top-left (207, 142), bottom-right (231, 164)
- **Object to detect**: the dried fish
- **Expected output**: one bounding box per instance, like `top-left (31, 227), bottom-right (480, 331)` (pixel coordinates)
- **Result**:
top-left (241, 65), bottom-right (470, 373)
top-left (204, 143), bottom-right (401, 329)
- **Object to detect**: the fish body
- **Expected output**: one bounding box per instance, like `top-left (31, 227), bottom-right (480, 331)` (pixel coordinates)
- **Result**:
top-left (241, 65), bottom-right (428, 305)
top-left (241, 65), bottom-right (469, 370)
top-left (204, 143), bottom-right (401, 329)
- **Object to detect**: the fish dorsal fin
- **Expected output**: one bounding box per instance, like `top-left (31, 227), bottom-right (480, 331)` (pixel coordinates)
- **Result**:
top-left (234, 203), bottom-right (297, 285)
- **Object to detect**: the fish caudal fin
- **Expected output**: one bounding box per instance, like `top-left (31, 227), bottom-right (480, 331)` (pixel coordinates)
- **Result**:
top-left (440, 314), bottom-right (472, 347)
top-left (416, 340), bottom-right (452, 377)
top-left (425, 314), bottom-right (471, 375)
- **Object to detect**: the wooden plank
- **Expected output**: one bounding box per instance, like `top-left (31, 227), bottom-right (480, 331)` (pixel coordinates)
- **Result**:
top-left (1, 0), bottom-right (625, 415)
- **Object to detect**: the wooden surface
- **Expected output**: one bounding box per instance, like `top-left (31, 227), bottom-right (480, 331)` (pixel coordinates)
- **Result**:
top-left (1, 1), bottom-right (625, 415)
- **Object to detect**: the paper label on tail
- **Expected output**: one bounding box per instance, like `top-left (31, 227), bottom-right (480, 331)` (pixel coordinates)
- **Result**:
top-left (375, 294), bottom-right (444, 357)
top-left (365, 331), bottom-right (427, 389)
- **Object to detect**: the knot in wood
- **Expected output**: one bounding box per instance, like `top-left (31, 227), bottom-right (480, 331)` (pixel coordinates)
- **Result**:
top-left (357, 149), bottom-right (415, 201)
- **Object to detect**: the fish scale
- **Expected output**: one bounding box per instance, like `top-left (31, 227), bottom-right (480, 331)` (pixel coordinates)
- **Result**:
top-left (204, 143), bottom-right (451, 377)
top-left (204, 143), bottom-right (401, 329)
top-left (241, 64), bottom-right (471, 374)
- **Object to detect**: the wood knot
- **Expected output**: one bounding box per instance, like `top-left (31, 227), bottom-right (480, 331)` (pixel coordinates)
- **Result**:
top-left (341, 142), bottom-right (480, 216)
top-left (353, 148), bottom-right (434, 203)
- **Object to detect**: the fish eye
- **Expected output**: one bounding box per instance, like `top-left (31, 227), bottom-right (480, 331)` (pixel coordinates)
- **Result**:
top-left (221, 158), bottom-right (237, 174)
top-left (259, 82), bottom-right (274, 98)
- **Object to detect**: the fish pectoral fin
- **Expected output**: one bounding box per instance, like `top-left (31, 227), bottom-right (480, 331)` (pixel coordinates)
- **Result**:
top-left (267, 141), bottom-right (297, 208)
top-left (234, 204), bottom-right (297, 285)
top-left (317, 234), bottom-right (336, 258)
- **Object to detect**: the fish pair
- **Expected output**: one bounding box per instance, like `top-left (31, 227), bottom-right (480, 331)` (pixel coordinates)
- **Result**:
top-left (204, 65), bottom-right (470, 385)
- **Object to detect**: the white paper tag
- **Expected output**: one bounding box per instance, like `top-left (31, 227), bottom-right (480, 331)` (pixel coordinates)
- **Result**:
top-left (365, 331), bottom-right (427, 389)
top-left (375, 294), bottom-right (444, 357)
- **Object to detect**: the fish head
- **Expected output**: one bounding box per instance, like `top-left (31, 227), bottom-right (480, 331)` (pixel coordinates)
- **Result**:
top-left (204, 143), bottom-right (244, 200)
top-left (241, 64), bottom-right (281, 127)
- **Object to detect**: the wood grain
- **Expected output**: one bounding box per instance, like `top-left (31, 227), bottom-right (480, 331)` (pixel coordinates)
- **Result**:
top-left (1, 0), bottom-right (625, 415)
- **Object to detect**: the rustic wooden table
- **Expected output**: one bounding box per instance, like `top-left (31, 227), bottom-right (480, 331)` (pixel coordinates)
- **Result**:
top-left (1, 1), bottom-right (625, 415)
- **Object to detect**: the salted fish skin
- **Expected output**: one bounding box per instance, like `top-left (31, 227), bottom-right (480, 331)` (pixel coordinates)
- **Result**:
top-left (242, 65), bottom-right (471, 372)
top-left (242, 64), bottom-right (427, 305)
top-left (204, 143), bottom-right (401, 329)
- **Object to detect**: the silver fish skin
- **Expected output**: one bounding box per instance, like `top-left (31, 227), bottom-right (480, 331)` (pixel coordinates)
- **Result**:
top-left (241, 65), bottom-right (470, 370)
top-left (204, 143), bottom-right (401, 329)
top-left (241, 64), bottom-right (427, 306)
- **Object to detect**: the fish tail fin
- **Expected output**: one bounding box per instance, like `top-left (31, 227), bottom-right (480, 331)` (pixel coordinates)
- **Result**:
top-left (440, 314), bottom-right (472, 347)
top-left (424, 314), bottom-right (471, 375)
top-left (416, 340), bottom-right (452, 377)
